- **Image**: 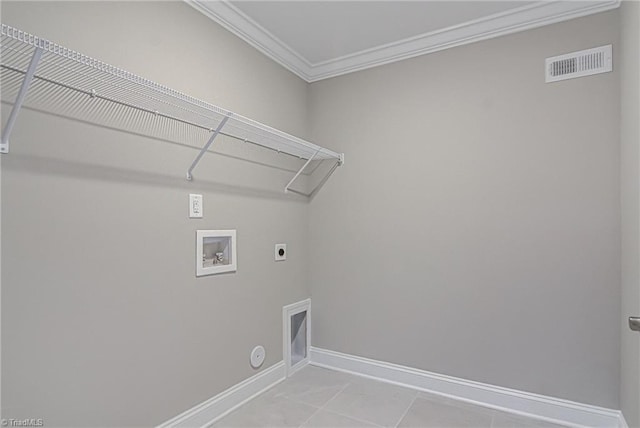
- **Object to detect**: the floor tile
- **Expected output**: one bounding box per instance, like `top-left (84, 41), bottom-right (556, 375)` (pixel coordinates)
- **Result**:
top-left (266, 365), bottom-right (352, 407)
top-left (491, 411), bottom-right (569, 428)
top-left (212, 366), bottom-right (571, 428)
top-left (323, 377), bottom-right (418, 427)
top-left (301, 409), bottom-right (381, 427)
top-left (212, 394), bottom-right (318, 427)
top-left (397, 396), bottom-right (493, 428)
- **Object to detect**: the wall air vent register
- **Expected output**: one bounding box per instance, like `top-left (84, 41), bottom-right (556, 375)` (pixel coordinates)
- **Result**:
top-left (545, 45), bottom-right (612, 83)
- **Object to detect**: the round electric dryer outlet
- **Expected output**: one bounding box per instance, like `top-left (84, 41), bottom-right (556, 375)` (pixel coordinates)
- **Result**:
top-left (250, 345), bottom-right (266, 368)
top-left (275, 244), bottom-right (287, 261)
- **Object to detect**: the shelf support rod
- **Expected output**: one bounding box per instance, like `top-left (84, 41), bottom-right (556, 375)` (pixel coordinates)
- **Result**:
top-left (285, 149), bottom-right (320, 193)
top-left (284, 158), bottom-right (341, 198)
top-left (1, 47), bottom-right (43, 154)
top-left (186, 113), bottom-right (232, 181)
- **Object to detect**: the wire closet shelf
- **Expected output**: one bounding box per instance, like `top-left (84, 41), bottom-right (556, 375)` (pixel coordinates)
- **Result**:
top-left (0, 24), bottom-right (343, 194)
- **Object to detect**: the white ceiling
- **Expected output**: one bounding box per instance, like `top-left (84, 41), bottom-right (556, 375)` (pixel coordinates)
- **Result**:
top-left (187, 0), bottom-right (620, 82)
top-left (231, 1), bottom-right (531, 64)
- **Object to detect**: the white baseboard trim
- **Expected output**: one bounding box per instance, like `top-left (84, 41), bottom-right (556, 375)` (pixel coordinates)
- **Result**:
top-left (157, 361), bottom-right (285, 428)
top-left (619, 413), bottom-right (629, 428)
top-left (310, 347), bottom-right (625, 428)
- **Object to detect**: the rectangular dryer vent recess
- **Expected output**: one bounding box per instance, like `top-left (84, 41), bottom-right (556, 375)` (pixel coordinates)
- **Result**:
top-left (283, 299), bottom-right (310, 376)
top-left (545, 45), bottom-right (612, 83)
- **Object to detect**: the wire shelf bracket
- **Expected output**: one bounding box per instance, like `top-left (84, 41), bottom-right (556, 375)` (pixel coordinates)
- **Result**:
top-left (0, 24), bottom-right (344, 195)
top-left (285, 155), bottom-right (343, 198)
top-left (1, 46), bottom-right (42, 154)
top-left (186, 113), bottom-right (232, 181)
top-left (285, 149), bottom-right (320, 193)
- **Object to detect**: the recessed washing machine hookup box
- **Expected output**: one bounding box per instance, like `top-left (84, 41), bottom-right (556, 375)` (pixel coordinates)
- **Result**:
top-left (196, 230), bottom-right (237, 277)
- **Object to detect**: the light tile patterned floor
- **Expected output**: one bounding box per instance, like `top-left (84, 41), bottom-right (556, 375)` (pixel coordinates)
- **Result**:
top-left (212, 366), bottom-right (569, 428)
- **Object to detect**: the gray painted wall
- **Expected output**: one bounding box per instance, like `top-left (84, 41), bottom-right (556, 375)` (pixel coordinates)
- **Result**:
top-left (0, 1), bottom-right (628, 425)
top-left (1, 2), bottom-right (311, 426)
top-left (308, 11), bottom-right (621, 408)
top-left (620, 1), bottom-right (640, 426)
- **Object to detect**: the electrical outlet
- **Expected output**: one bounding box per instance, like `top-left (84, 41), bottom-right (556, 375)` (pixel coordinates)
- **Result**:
top-left (189, 194), bottom-right (203, 218)
top-left (275, 244), bottom-right (286, 261)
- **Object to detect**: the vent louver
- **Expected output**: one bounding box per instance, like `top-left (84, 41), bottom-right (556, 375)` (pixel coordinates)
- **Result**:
top-left (545, 45), bottom-right (612, 83)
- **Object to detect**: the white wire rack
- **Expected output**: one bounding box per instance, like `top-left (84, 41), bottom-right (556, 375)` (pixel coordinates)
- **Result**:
top-left (0, 24), bottom-right (343, 194)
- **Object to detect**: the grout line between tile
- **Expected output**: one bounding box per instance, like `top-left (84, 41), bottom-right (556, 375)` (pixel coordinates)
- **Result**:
top-left (393, 394), bottom-right (418, 428)
top-left (322, 408), bottom-right (386, 428)
top-left (296, 404), bottom-right (323, 428)
top-left (490, 408), bottom-right (499, 428)
top-left (296, 381), bottom-right (351, 428)
top-left (317, 381), bottom-right (394, 428)
top-left (319, 381), bottom-right (351, 411)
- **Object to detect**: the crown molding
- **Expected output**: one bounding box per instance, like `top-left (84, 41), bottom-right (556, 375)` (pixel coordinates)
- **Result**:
top-left (186, 0), bottom-right (314, 81)
top-left (187, 0), bottom-right (621, 83)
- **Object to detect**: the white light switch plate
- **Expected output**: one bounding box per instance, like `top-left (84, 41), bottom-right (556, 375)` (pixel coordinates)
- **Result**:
top-left (189, 194), bottom-right (203, 218)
